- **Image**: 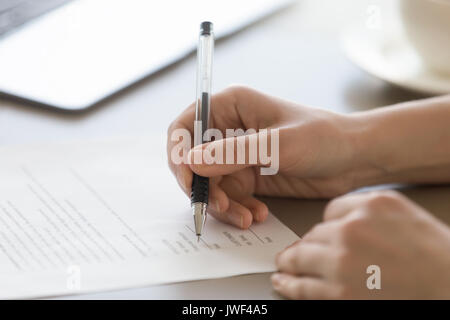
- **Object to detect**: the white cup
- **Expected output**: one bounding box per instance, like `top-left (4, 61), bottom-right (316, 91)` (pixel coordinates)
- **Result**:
top-left (400, 0), bottom-right (450, 75)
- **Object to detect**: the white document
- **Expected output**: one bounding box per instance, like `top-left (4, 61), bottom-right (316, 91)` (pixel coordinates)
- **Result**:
top-left (0, 136), bottom-right (299, 299)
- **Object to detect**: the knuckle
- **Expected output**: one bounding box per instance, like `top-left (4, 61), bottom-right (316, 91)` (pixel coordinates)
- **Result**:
top-left (308, 223), bottom-right (322, 235)
top-left (338, 216), bottom-right (367, 239)
top-left (225, 84), bottom-right (250, 95)
top-left (323, 197), bottom-right (345, 219)
top-left (323, 200), bottom-right (337, 219)
top-left (365, 190), bottom-right (403, 211)
top-left (278, 246), bottom-right (301, 271)
top-left (224, 84), bottom-right (253, 102)
top-left (303, 223), bottom-right (324, 241)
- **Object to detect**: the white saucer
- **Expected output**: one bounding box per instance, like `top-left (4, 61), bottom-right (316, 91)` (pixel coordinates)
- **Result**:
top-left (341, 27), bottom-right (450, 95)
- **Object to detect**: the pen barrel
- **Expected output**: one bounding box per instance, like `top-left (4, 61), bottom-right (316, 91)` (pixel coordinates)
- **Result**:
top-left (194, 23), bottom-right (214, 139)
top-left (191, 22), bottom-right (213, 209)
top-left (191, 174), bottom-right (209, 205)
top-left (196, 31), bottom-right (214, 96)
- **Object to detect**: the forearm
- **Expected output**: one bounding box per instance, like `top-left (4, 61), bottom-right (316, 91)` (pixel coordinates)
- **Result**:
top-left (351, 95), bottom-right (450, 186)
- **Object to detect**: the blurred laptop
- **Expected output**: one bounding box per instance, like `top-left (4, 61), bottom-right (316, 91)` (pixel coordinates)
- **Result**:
top-left (0, 0), bottom-right (293, 111)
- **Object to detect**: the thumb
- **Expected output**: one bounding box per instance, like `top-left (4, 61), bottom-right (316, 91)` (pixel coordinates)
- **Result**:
top-left (188, 132), bottom-right (277, 177)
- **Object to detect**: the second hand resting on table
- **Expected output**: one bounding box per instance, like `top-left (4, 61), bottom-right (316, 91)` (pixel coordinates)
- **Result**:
top-left (166, 85), bottom-right (450, 299)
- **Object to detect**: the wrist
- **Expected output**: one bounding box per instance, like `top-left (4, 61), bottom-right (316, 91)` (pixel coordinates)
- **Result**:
top-left (343, 111), bottom-right (392, 189)
top-left (345, 96), bottom-right (450, 187)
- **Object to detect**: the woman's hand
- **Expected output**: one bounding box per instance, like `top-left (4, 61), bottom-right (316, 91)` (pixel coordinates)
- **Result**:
top-left (167, 86), bottom-right (378, 229)
top-left (272, 190), bottom-right (450, 299)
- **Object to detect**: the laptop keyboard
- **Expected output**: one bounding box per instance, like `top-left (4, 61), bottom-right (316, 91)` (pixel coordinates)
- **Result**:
top-left (0, 0), bottom-right (72, 37)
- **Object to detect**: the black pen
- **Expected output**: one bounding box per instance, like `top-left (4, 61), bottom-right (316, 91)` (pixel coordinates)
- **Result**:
top-left (191, 21), bottom-right (214, 242)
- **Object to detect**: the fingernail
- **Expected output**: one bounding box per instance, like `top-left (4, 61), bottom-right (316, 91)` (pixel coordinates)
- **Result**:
top-left (209, 199), bottom-right (220, 212)
top-left (256, 211), bottom-right (264, 222)
top-left (271, 273), bottom-right (283, 290)
top-left (229, 212), bottom-right (244, 228)
top-left (215, 199), bottom-right (221, 213)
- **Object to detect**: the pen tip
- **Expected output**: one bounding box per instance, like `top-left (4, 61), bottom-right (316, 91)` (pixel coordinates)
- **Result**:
top-left (197, 235), bottom-right (200, 243)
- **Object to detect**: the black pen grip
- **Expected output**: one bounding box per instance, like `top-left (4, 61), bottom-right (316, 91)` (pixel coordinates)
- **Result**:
top-left (191, 174), bottom-right (209, 205)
